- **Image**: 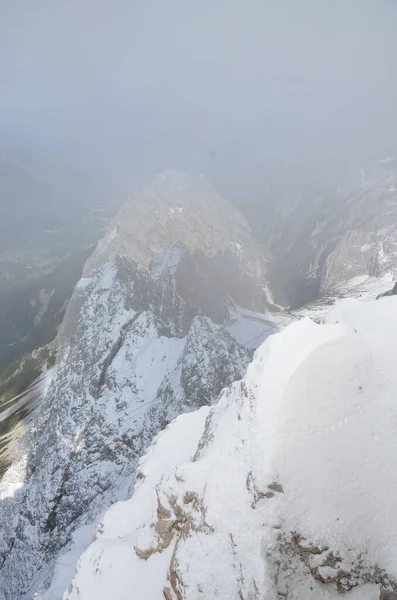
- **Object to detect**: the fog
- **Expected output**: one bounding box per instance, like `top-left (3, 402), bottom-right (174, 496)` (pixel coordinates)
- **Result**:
top-left (2, 0), bottom-right (397, 198)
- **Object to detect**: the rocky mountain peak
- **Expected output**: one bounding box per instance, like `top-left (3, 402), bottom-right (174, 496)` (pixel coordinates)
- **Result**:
top-left (83, 170), bottom-right (259, 276)
top-left (57, 171), bottom-right (267, 350)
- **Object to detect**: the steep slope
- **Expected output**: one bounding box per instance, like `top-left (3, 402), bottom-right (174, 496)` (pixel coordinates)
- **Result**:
top-left (66, 296), bottom-right (397, 600)
top-left (261, 159), bottom-right (397, 307)
top-left (0, 172), bottom-right (270, 599)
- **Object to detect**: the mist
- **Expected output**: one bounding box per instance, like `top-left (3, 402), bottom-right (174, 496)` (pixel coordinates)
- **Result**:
top-left (2, 0), bottom-right (397, 198)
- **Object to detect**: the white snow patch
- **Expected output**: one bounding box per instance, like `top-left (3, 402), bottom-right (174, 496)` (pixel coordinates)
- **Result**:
top-left (75, 277), bottom-right (94, 290)
top-left (0, 368), bottom-right (55, 497)
top-left (99, 262), bottom-right (117, 291)
top-left (229, 241), bottom-right (242, 254)
top-left (227, 305), bottom-right (277, 348)
top-left (168, 207), bottom-right (183, 217)
top-left (0, 454), bottom-right (28, 500)
top-left (378, 242), bottom-right (387, 264)
top-left (359, 243), bottom-right (375, 252)
top-left (105, 327), bottom-right (187, 421)
top-left (377, 156), bottom-right (395, 163)
top-left (149, 246), bottom-right (184, 280)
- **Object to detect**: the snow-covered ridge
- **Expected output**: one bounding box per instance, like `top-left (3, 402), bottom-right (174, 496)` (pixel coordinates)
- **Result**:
top-left (66, 297), bottom-right (397, 600)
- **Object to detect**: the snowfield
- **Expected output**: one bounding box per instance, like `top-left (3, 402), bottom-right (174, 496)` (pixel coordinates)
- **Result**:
top-left (65, 296), bottom-right (397, 600)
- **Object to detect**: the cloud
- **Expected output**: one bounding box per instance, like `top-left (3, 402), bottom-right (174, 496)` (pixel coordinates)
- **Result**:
top-left (1, 0), bottom-right (397, 193)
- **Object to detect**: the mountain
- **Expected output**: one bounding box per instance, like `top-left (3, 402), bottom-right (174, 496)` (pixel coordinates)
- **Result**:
top-left (65, 295), bottom-right (397, 600)
top-left (259, 158), bottom-right (397, 307)
top-left (3, 165), bottom-right (397, 600)
top-left (0, 171), bottom-right (273, 599)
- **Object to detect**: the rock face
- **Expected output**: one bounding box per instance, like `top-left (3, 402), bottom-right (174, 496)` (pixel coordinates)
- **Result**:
top-left (261, 159), bottom-right (397, 307)
top-left (83, 170), bottom-right (263, 282)
top-left (65, 296), bottom-right (397, 600)
top-left (0, 171), bottom-right (267, 600)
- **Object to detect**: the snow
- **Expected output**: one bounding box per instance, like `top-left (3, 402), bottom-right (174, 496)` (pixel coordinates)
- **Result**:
top-left (295, 273), bottom-right (396, 324)
top-left (0, 455), bottom-right (27, 501)
top-left (378, 156), bottom-right (395, 163)
top-left (228, 241), bottom-right (242, 255)
top-left (101, 319), bottom-right (187, 421)
top-left (64, 408), bottom-right (210, 600)
top-left (97, 260), bottom-right (118, 290)
top-left (0, 369), bottom-right (54, 430)
top-left (227, 305), bottom-right (278, 348)
top-left (378, 242), bottom-right (387, 263)
top-left (149, 246), bottom-right (185, 280)
top-left (343, 273), bottom-right (395, 298)
top-left (32, 323), bottom-right (199, 600)
top-left (360, 243), bottom-right (375, 252)
top-left (65, 297), bottom-right (397, 598)
top-left (0, 368), bottom-right (55, 497)
top-left (168, 207), bottom-right (183, 217)
top-left (75, 277), bottom-right (94, 290)
top-left (35, 522), bottom-right (101, 600)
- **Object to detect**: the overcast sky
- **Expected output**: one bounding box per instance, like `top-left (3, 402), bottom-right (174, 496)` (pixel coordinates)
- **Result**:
top-left (1, 0), bottom-right (397, 196)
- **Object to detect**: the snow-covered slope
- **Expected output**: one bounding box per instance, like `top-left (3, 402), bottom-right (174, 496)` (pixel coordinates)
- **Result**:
top-left (66, 296), bottom-right (397, 600)
top-left (0, 173), bottom-right (271, 599)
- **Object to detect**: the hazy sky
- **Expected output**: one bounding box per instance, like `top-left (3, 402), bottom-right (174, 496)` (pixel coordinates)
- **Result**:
top-left (1, 0), bottom-right (397, 195)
